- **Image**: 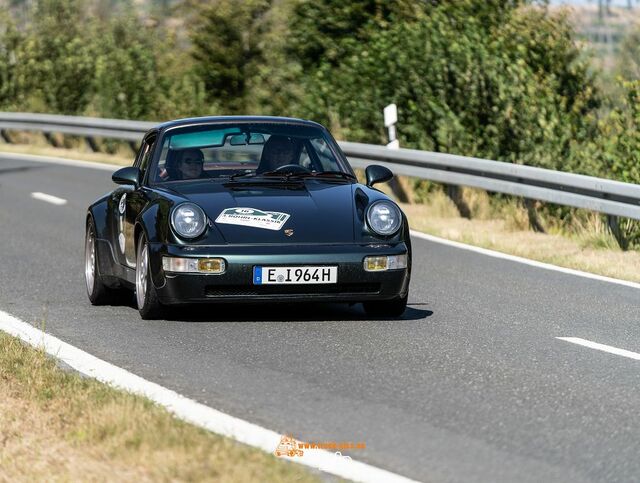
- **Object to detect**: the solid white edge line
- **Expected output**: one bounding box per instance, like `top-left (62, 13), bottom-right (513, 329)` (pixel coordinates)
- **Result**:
top-left (0, 309), bottom-right (419, 483)
top-left (556, 337), bottom-right (640, 361)
top-left (31, 192), bottom-right (68, 206)
top-left (0, 152), bottom-right (118, 171)
top-left (410, 230), bottom-right (640, 291)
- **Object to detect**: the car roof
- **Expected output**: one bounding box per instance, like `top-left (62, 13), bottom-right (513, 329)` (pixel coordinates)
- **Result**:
top-left (152, 115), bottom-right (327, 134)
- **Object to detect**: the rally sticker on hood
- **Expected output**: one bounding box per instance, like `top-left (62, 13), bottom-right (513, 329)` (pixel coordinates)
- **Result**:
top-left (215, 207), bottom-right (290, 231)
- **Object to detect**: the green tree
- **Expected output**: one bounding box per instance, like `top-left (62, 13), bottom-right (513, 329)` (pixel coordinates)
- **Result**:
top-left (92, 15), bottom-right (160, 120)
top-left (288, 0), bottom-right (422, 70)
top-left (0, 13), bottom-right (23, 109)
top-left (189, 0), bottom-right (271, 114)
top-left (152, 30), bottom-right (210, 120)
top-left (24, 0), bottom-right (96, 114)
top-left (289, 0), bottom-right (599, 173)
top-left (580, 80), bottom-right (640, 184)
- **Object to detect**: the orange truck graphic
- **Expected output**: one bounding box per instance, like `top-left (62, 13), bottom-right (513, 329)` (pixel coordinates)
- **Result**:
top-left (274, 435), bottom-right (304, 457)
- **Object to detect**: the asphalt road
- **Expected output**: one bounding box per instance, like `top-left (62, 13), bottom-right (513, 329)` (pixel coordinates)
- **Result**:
top-left (2, 155), bottom-right (640, 482)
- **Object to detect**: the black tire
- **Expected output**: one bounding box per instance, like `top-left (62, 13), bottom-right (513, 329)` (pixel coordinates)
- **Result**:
top-left (85, 218), bottom-right (113, 305)
top-left (135, 232), bottom-right (163, 320)
top-left (363, 294), bottom-right (408, 318)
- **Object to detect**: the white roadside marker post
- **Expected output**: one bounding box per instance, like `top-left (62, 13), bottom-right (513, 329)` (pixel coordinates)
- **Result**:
top-left (384, 103), bottom-right (399, 150)
top-left (382, 103), bottom-right (407, 201)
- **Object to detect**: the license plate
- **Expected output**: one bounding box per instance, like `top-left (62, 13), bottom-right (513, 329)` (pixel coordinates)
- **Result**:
top-left (253, 266), bottom-right (338, 285)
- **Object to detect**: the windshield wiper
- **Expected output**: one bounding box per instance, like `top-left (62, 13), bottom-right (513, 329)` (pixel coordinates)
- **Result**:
top-left (223, 170), bottom-right (299, 185)
top-left (287, 171), bottom-right (357, 180)
top-left (258, 170), bottom-right (292, 178)
top-left (227, 170), bottom-right (256, 181)
top-left (226, 170), bottom-right (356, 182)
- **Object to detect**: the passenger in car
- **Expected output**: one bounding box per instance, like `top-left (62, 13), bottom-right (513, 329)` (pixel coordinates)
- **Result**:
top-left (176, 148), bottom-right (205, 180)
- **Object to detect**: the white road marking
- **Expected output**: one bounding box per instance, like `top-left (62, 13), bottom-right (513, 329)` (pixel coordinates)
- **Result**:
top-left (31, 192), bottom-right (67, 205)
top-left (410, 230), bottom-right (640, 291)
top-left (0, 309), bottom-right (419, 483)
top-left (0, 152), bottom-right (118, 171)
top-left (557, 337), bottom-right (640, 361)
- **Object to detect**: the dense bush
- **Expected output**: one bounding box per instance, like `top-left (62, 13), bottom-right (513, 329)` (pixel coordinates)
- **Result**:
top-left (0, 13), bottom-right (23, 109)
top-left (25, 0), bottom-right (96, 114)
top-left (287, 1), bottom-right (600, 171)
top-left (0, 0), bottom-right (208, 119)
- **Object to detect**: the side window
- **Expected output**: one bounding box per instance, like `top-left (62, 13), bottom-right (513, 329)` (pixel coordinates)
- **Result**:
top-left (135, 135), bottom-right (156, 177)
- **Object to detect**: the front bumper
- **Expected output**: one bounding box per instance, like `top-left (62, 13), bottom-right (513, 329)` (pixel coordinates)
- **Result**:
top-left (147, 242), bottom-right (410, 305)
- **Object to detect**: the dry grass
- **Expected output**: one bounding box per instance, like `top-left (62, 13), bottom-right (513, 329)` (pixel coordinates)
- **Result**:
top-left (0, 332), bottom-right (318, 483)
top-left (400, 189), bottom-right (640, 283)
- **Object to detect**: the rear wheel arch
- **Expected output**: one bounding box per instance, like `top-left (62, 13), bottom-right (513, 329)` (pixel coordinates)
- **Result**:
top-left (134, 223), bottom-right (144, 254)
top-left (135, 227), bottom-right (163, 319)
top-left (85, 216), bottom-right (113, 304)
top-left (87, 197), bottom-right (110, 239)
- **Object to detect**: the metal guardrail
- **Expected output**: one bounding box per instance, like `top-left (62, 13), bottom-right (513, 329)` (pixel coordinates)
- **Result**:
top-left (0, 112), bottom-right (154, 141)
top-left (1, 112), bottom-right (639, 221)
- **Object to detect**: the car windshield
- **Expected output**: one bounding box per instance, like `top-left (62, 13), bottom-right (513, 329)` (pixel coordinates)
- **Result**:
top-left (151, 123), bottom-right (349, 183)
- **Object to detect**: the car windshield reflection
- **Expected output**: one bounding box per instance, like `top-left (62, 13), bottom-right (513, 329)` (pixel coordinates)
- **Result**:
top-left (153, 123), bottom-right (350, 183)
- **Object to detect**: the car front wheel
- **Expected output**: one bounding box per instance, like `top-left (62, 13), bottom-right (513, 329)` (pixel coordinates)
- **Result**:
top-left (363, 294), bottom-right (408, 318)
top-left (136, 232), bottom-right (163, 319)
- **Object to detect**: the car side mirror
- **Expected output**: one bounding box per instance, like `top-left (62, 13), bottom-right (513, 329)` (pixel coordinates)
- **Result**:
top-left (365, 165), bottom-right (393, 187)
top-left (112, 167), bottom-right (141, 188)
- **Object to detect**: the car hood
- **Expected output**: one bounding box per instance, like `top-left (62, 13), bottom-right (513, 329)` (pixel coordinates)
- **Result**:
top-left (166, 180), bottom-right (356, 244)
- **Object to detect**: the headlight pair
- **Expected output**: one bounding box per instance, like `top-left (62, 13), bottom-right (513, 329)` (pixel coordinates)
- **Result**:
top-left (171, 201), bottom-right (401, 238)
top-left (366, 201), bottom-right (402, 236)
top-left (171, 203), bottom-right (207, 239)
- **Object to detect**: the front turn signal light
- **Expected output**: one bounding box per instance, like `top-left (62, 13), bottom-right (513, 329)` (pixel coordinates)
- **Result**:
top-left (198, 258), bottom-right (225, 273)
top-left (163, 257), bottom-right (226, 274)
top-left (363, 254), bottom-right (407, 272)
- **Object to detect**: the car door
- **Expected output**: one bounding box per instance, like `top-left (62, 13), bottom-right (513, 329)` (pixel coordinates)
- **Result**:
top-left (115, 133), bottom-right (157, 268)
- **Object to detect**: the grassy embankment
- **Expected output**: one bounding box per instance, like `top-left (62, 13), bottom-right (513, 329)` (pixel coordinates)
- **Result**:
top-left (2, 137), bottom-right (638, 283)
top-left (400, 192), bottom-right (640, 283)
top-left (0, 331), bottom-right (318, 482)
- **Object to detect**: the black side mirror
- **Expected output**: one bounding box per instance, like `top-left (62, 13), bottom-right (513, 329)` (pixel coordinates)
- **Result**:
top-left (365, 165), bottom-right (393, 187)
top-left (112, 167), bottom-right (141, 188)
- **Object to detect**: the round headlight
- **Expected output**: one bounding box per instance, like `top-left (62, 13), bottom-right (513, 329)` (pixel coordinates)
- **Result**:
top-left (366, 201), bottom-right (402, 236)
top-left (171, 203), bottom-right (207, 239)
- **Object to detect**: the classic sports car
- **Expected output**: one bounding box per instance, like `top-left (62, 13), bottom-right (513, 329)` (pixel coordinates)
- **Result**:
top-left (84, 116), bottom-right (411, 319)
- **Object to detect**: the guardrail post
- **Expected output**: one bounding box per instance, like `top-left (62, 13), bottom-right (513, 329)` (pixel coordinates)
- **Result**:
top-left (85, 136), bottom-right (99, 152)
top-left (524, 199), bottom-right (545, 233)
top-left (43, 132), bottom-right (61, 148)
top-left (0, 129), bottom-right (11, 143)
top-left (607, 215), bottom-right (629, 250)
top-left (388, 178), bottom-right (409, 203)
top-left (445, 185), bottom-right (471, 219)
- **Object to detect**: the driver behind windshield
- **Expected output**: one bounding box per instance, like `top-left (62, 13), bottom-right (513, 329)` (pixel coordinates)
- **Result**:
top-left (177, 148), bottom-right (205, 179)
top-left (256, 135), bottom-right (299, 174)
